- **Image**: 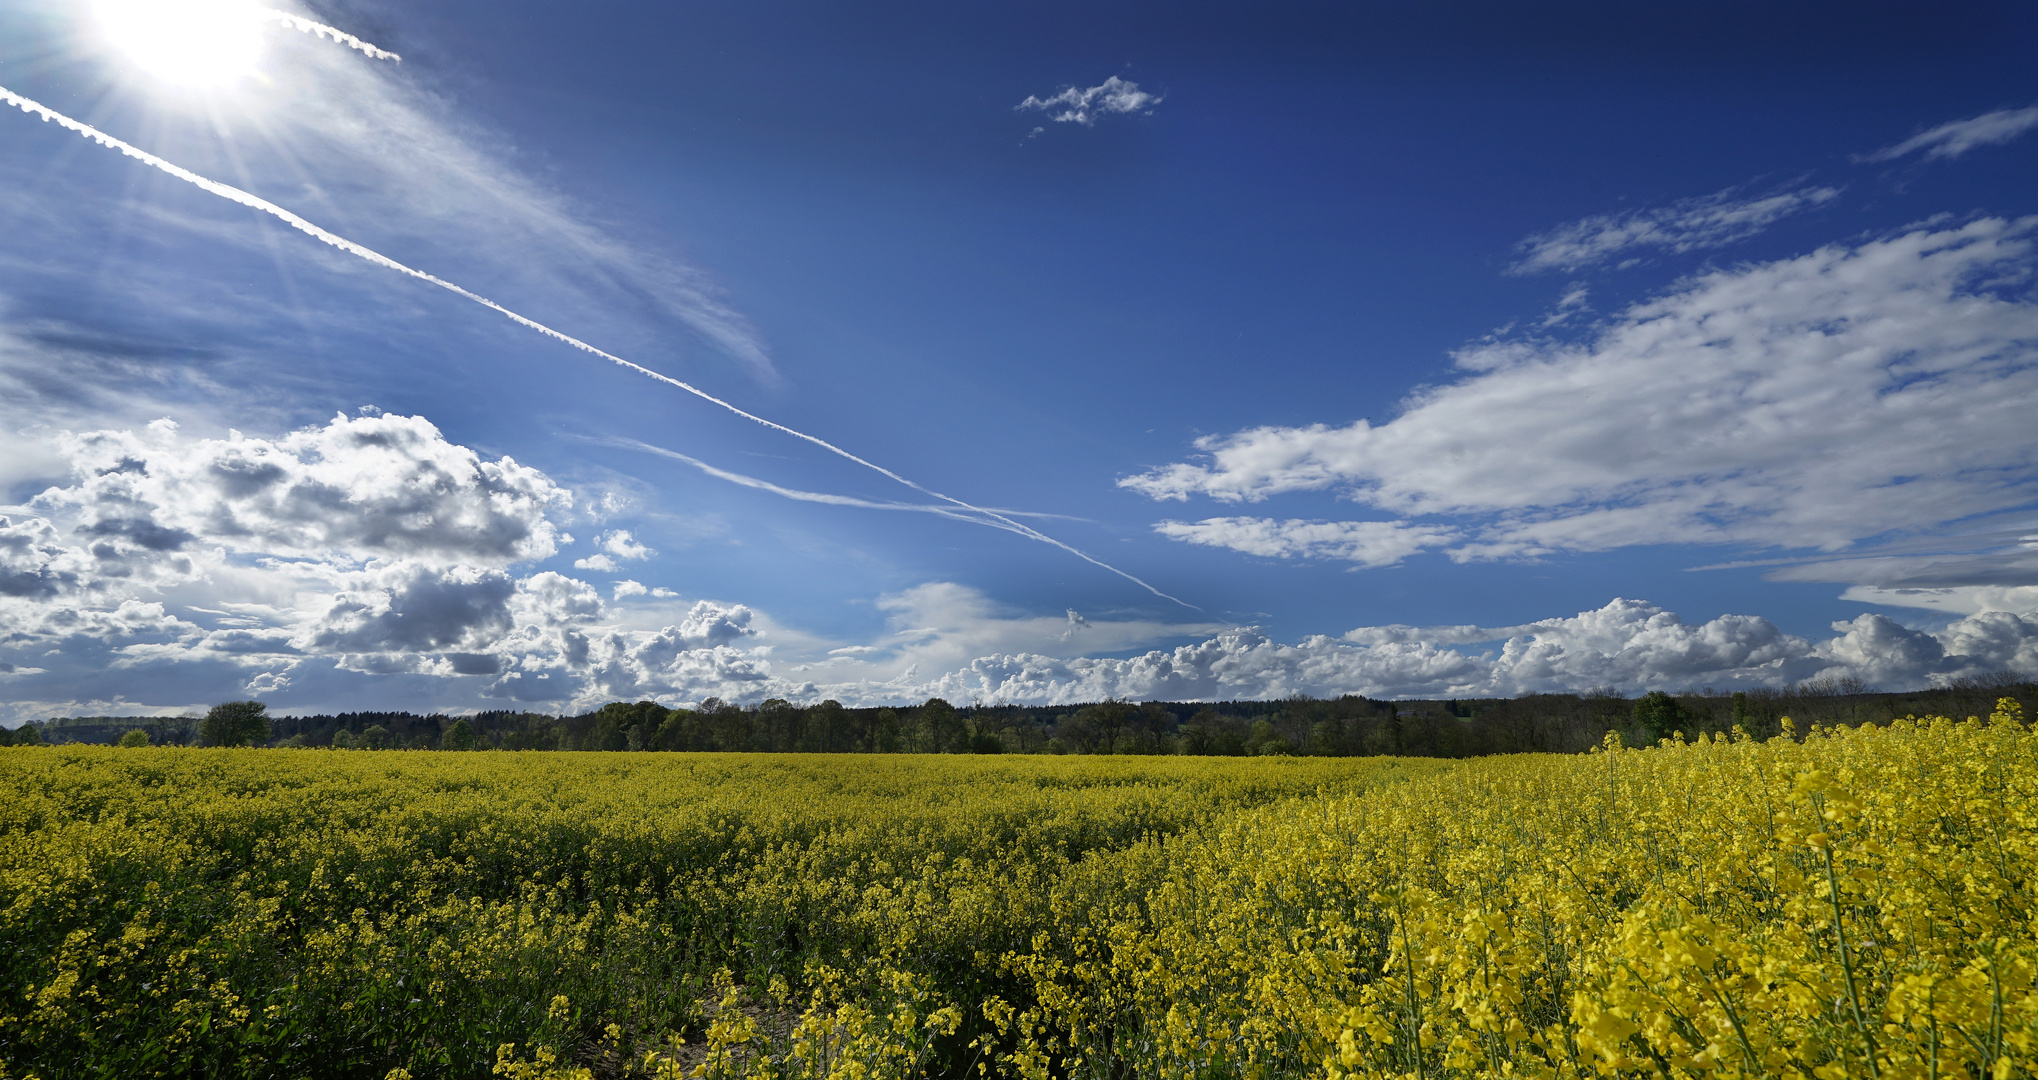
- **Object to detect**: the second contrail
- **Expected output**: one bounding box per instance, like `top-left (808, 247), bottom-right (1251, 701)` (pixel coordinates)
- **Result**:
top-left (258, 8), bottom-right (401, 61)
top-left (0, 86), bottom-right (1194, 608)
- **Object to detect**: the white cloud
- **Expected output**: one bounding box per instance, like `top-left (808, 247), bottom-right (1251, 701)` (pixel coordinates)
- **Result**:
top-left (1938, 610), bottom-right (2038, 673)
top-left (869, 582), bottom-right (1214, 676)
top-left (0, 514), bottom-right (78, 600)
top-left (1510, 184), bottom-right (1840, 275)
top-left (299, 563), bottom-right (517, 656)
top-left (573, 554), bottom-right (620, 572)
top-left (1838, 585), bottom-right (2038, 616)
top-left (1755, 524), bottom-right (2038, 610)
top-left (1128, 218), bottom-right (2038, 571)
top-left (1811, 613), bottom-right (1949, 688)
top-left (1538, 285), bottom-right (1593, 328)
top-left (1017, 76), bottom-right (1161, 127)
top-left (0, 413), bottom-right (822, 719)
top-left (766, 583), bottom-right (1221, 703)
top-left (513, 570), bottom-right (605, 626)
top-left (888, 597), bottom-right (2038, 705)
top-left (8, 412), bottom-right (2031, 719)
top-left (908, 631), bottom-right (1485, 705)
top-left (36, 412), bottom-right (571, 567)
top-left (1061, 609), bottom-right (1090, 640)
top-left (244, 670), bottom-right (291, 694)
top-left (1154, 517), bottom-right (1459, 567)
top-left (1862, 105), bottom-right (2038, 163)
top-left (597, 529), bottom-right (654, 560)
top-left (1474, 599), bottom-right (1813, 692)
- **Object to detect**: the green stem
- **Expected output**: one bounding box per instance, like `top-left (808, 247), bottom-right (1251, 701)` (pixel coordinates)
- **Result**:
top-left (1701, 974), bottom-right (1761, 1077)
top-left (1396, 899), bottom-right (1425, 1080)
top-left (1822, 845), bottom-right (1880, 1080)
top-left (1989, 950), bottom-right (2004, 1066)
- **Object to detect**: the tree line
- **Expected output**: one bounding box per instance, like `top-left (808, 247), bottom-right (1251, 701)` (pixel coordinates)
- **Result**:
top-left (13, 671), bottom-right (2033, 756)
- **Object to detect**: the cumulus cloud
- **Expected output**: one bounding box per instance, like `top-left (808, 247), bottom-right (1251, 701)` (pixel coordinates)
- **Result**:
top-left (1862, 105), bottom-right (2038, 163)
top-left (1509, 183), bottom-right (1840, 275)
top-left (0, 412), bottom-right (814, 719)
top-left (38, 412), bottom-right (571, 567)
top-left (300, 563), bottom-right (517, 657)
top-left (597, 529), bottom-right (654, 560)
top-left (1017, 76), bottom-right (1161, 126)
top-left (893, 597), bottom-right (2038, 705)
top-left (510, 599), bottom-right (775, 704)
top-left (0, 514), bottom-right (78, 599)
top-left (1154, 517), bottom-right (1460, 567)
top-left (572, 533), bottom-right (655, 572)
top-left (1127, 218), bottom-right (2038, 571)
top-left (909, 631), bottom-right (1484, 705)
top-left (908, 598), bottom-right (1807, 704)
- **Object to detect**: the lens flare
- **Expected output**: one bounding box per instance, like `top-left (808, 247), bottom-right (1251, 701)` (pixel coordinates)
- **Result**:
top-left (94, 0), bottom-right (265, 87)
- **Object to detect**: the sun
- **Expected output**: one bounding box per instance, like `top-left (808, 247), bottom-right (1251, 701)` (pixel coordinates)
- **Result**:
top-left (93, 0), bottom-right (266, 88)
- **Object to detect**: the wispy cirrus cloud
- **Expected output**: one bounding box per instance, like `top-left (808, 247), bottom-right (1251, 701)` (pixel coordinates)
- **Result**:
top-left (7, 5), bottom-right (778, 384)
top-left (1509, 183), bottom-right (1840, 274)
top-left (1861, 105), bottom-right (2038, 163)
top-left (1017, 76), bottom-right (1161, 127)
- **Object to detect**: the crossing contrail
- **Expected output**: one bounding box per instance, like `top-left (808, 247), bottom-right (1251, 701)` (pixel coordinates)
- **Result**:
top-left (0, 86), bottom-right (1196, 609)
top-left (258, 8), bottom-right (401, 62)
top-left (602, 436), bottom-right (1089, 529)
top-left (609, 437), bottom-right (1042, 528)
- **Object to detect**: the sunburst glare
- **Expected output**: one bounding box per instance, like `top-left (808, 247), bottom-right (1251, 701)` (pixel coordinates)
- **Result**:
top-left (93, 0), bottom-right (266, 87)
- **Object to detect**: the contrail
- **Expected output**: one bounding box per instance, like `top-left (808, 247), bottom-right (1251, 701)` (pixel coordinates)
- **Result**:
top-left (600, 436), bottom-right (1090, 522)
top-left (610, 437), bottom-right (1040, 529)
top-left (258, 8), bottom-right (401, 61)
top-left (0, 87), bottom-right (1196, 609)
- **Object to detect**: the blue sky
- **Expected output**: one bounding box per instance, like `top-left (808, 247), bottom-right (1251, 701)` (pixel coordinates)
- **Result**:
top-left (3, 0), bottom-right (2037, 719)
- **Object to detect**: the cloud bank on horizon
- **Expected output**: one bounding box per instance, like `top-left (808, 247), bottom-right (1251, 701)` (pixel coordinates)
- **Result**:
top-left (3, 409), bottom-right (2035, 722)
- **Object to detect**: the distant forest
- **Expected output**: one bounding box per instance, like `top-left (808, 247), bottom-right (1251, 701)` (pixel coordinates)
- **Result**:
top-left (14, 673), bottom-right (2034, 757)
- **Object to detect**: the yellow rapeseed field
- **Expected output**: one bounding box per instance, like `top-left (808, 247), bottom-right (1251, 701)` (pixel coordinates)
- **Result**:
top-left (2, 705), bottom-right (2031, 1080)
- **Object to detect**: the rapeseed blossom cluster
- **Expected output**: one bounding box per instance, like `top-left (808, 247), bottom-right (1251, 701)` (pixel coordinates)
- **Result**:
top-left (0, 752), bottom-right (1416, 1078)
top-left (1017, 704), bottom-right (2035, 1080)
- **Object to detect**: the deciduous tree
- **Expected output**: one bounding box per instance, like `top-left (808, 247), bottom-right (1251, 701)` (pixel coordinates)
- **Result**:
top-left (201, 701), bottom-right (269, 747)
